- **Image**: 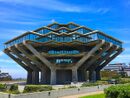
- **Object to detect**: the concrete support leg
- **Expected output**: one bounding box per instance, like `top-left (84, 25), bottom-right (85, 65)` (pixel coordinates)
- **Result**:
top-left (50, 69), bottom-right (56, 85)
top-left (41, 70), bottom-right (47, 84)
top-left (84, 70), bottom-right (88, 81)
top-left (32, 71), bottom-right (39, 84)
top-left (72, 69), bottom-right (78, 83)
top-left (96, 70), bottom-right (101, 80)
top-left (89, 70), bottom-right (96, 82)
top-left (81, 69), bottom-right (87, 81)
top-left (27, 71), bottom-right (32, 84)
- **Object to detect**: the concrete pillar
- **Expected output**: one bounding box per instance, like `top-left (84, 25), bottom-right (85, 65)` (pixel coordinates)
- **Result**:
top-left (81, 69), bottom-right (87, 81)
top-left (41, 70), bottom-right (46, 84)
top-left (84, 70), bottom-right (88, 81)
top-left (96, 70), bottom-right (101, 80)
top-left (89, 70), bottom-right (96, 82)
top-left (50, 69), bottom-right (56, 85)
top-left (27, 71), bottom-right (32, 84)
top-left (72, 69), bottom-right (78, 83)
top-left (32, 71), bottom-right (39, 84)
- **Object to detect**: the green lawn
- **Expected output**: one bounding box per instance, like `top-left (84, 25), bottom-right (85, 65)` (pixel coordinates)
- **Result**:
top-left (80, 93), bottom-right (105, 98)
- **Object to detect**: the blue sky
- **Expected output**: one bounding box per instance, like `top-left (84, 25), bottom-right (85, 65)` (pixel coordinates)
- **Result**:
top-left (0, 0), bottom-right (130, 78)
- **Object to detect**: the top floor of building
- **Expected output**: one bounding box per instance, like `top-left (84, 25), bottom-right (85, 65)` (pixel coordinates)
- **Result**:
top-left (4, 22), bottom-right (123, 49)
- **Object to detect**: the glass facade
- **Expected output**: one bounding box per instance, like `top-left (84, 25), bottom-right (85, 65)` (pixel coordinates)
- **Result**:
top-left (4, 23), bottom-right (122, 48)
top-left (49, 24), bottom-right (59, 29)
top-left (75, 28), bottom-right (91, 34)
top-left (48, 50), bottom-right (79, 54)
top-left (59, 29), bottom-right (68, 33)
top-left (56, 59), bottom-right (73, 64)
top-left (68, 24), bottom-right (78, 29)
top-left (37, 29), bottom-right (51, 34)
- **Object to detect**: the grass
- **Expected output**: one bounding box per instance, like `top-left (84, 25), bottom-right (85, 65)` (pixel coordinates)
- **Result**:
top-left (80, 93), bottom-right (105, 98)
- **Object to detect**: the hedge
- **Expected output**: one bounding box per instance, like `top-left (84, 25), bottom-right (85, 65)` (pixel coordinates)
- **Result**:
top-left (104, 84), bottom-right (130, 98)
top-left (81, 82), bottom-right (99, 87)
top-left (23, 85), bottom-right (53, 93)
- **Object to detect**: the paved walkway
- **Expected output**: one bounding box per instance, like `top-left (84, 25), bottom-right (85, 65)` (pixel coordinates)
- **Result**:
top-left (59, 91), bottom-right (104, 98)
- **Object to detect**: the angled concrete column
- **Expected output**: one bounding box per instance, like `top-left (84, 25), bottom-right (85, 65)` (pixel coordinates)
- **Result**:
top-left (4, 50), bottom-right (33, 84)
top-left (97, 48), bottom-right (123, 71)
top-left (32, 71), bottom-right (39, 84)
top-left (23, 42), bottom-right (52, 69)
top-left (86, 43), bottom-right (113, 71)
top-left (4, 50), bottom-right (31, 71)
top-left (72, 68), bottom-right (78, 82)
top-left (27, 71), bottom-right (33, 84)
top-left (75, 40), bottom-right (105, 69)
top-left (9, 46), bottom-right (40, 84)
top-left (95, 45), bottom-right (118, 67)
top-left (9, 47), bottom-right (40, 71)
top-left (50, 69), bottom-right (56, 85)
top-left (16, 44), bottom-right (46, 70)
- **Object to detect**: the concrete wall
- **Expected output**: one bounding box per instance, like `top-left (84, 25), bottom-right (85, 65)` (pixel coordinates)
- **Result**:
top-left (0, 85), bottom-right (109, 98)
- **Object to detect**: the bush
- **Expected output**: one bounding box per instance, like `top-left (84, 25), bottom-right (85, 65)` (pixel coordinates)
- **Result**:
top-left (96, 80), bottom-right (108, 85)
top-left (23, 85), bottom-right (53, 93)
top-left (105, 84), bottom-right (130, 98)
top-left (8, 84), bottom-right (20, 94)
top-left (118, 78), bottom-right (130, 84)
top-left (67, 86), bottom-right (77, 88)
top-left (9, 84), bottom-right (18, 91)
top-left (81, 82), bottom-right (99, 87)
top-left (0, 84), bottom-right (7, 92)
top-left (58, 85), bottom-right (77, 90)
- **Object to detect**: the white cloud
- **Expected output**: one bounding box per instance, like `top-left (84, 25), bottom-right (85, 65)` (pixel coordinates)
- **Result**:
top-left (0, 51), bottom-right (4, 56)
top-left (0, 0), bottom-right (109, 13)
top-left (0, 29), bottom-right (26, 40)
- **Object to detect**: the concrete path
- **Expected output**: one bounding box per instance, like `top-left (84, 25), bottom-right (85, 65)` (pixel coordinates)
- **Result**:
top-left (59, 91), bottom-right (104, 98)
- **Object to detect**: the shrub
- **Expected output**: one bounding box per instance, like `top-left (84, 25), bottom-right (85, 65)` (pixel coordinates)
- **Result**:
top-left (9, 84), bottom-right (18, 91)
top-left (96, 80), bottom-right (108, 85)
top-left (67, 86), bottom-right (77, 88)
top-left (0, 84), bottom-right (7, 92)
top-left (81, 82), bottom-right (98, 87)
top-left (8, 84), bottom-right (20, 94)
top-left (118, 78), bottom-right (130, 84)
top-left (105, 84), bottom-right (130, 98)
top-left (23, 85), bottom-right (53, 93)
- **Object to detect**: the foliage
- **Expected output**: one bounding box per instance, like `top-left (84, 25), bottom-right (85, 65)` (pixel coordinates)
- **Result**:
top-left (104, 84), bottom-right (130, 98)
top-left (9, 84), bottom-right (18, 91)
top-left (59, 85), bottom-right (77, 89)
top-left (0, 84), bottom-right (7, 92)
top-left (101, 71), bottom-right (119, 80)
top-left (96, 80), bottom-right (108, 85)
top-left (23, 85), bottom-right (53, 93)
top-left (118, 78), bottom-right (130, 84)
top-left (81, 82), bottom-right (99, 87)
top-left (8, 84), bottom-right (20, 94)
top-left (67, 86), bottom-right (77, 88)
top-left (80, 93), bottom-right (105, 98)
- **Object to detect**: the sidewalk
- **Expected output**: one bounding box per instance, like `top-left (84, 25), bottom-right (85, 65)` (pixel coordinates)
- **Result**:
top-left (59, 91), bottom-right (104, 98)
